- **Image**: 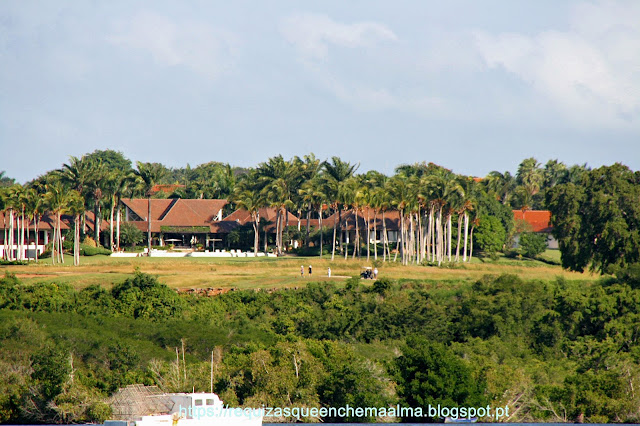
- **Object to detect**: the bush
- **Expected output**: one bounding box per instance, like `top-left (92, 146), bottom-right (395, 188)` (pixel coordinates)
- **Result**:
top-left (83, 236), bottom-right (98, 248)
top-left (371, 278), bottom-right (392, 295)
top-left (0, 259), bottom-right (28, 266)
top-left (80, 246), bottom-right (112, 256)
top-left (615, 263), bottom-right (640, 289)
top-left (519, 232), bottom-right (548, 258)
top-left (474, 215), bottom-right (506, 256)
top-left (120, 223), bottom-right (143, 247)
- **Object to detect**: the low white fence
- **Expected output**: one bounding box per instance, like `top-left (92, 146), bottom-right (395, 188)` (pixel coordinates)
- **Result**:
top-left (111, 250), bottom-right (277, 258)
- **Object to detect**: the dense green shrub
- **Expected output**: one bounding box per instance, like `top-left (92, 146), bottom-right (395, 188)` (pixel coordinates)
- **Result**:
top-left (2, 272), bottom-right (640, 423)
top-left (520, 232), bottom-right (548, 258)
top-left (474, 215), bottom-right (506, 255)
top-left (119, 222), bottom-right (143, 248)
top-left (80, 245), bottom-right (112, 256)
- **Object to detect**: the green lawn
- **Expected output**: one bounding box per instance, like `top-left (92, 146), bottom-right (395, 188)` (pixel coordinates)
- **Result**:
top-left (1, 248), bottom-right (598, 291)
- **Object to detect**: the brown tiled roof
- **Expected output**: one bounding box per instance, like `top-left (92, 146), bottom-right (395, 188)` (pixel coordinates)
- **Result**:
top-left (224, 207), bottom-right (300, 227)
top-left (83, 211), bottom-right (111, 232)
top-left (513, 210), bottom-right (552, 233)
top-left (0, 212), bottom-right (70, 230)
top-left (121, 198), bottom-right (228, 233)
top-left (323, 208), bottom-right (401, 231)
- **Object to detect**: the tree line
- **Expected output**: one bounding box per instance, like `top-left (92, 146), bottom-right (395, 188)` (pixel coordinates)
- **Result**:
top-left (2, 151), bottom-right (601, 265)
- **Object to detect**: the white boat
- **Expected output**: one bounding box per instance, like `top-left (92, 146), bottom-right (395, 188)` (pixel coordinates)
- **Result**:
top-left (106, 386), bottom-right (263, 426)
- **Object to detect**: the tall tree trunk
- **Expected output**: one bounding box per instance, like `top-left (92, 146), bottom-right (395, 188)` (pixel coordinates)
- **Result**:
top-left (331, 206), bottom-right (338, 261)
top-left (8, 210), bottom-right (14, 261)
top-left (396, 209), bottom-right (404, 263)
top-left (366, 208), bottom-right (371, 261)
top-left (463, 212), bottom-right (469, 262)
top-left (34, 216), bottom-right (39, 262)
top-left (94, 202), bottom-right (100, 245)
top-left (252, 212), bottom-right (259, 256)
top-left (16, 211), bottom-right (21, 261)
top-left (436, 207), bottom-right (443, 266)
top-left (338, 208), bottom-right (343, 253)
top-left (275, 210), bottom-right (279, 255)
top-left (373, 210), bottom-right (377, 261)
top-left (410, 213), bottom-right (415, 264)
top-left (58, 212), bottom-right (64, 264)
top-left (344, 218), bottom-right (349, 260)
top-left (24, 216), bottom-right (30, 260)
top-left (352, 210), bottom-right (358, 260)
top-left (382, 210), bottom-right (387, 262)
top-left (417, 209), bottom-right (423, 263)
top-left (455, 213), bottom-right (462, 262)
top-left (147, 196), bottom-right (152, 254)
top-left (116, 206), bottom-right (121, 251)
top-left (3, 214), bottom-right (7, 261)
top-left (305, 205), bottom-right (311, 248)
top-left (447, 214), bottom-right (452, 262)
top-left (109, 198), bottom-right (115, 250)
top-left (430, 207), bottom-right (436, 262)
top-left (74, 214), bottom-right (80, 266)
top-left (51, 214), bottom-right (56, 265)
top-left (469, 225), bottom-right (475, 262)
top-left (318, 208), bottom-right (323, 258)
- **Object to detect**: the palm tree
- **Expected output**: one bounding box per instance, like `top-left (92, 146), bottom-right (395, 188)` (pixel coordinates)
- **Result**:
top-left (66, 191), bottom-right (85, 266)
top-left (298, 154), bottom-right (322, 244)
top-left (131, 162), bottom-right (166, 254)
top-left (58, 156), bottom-right (93, 235)
top-left (299, 177), bottom-right (326, 255)
top-left (369, 176), bottom-right (389, 261)
top-left (5, 185), bottom-right (24, 261)
top-left (387, 175), bottom-right (412, 265)
top-left (102, 170), bottom-right (132, 251)
top-left (426, 172), bottom-right (463, 265)
top-left (44, 182), bottom-right (69, 264)
top-left (322, 157), bottom-right (358, 260)
top-left (0, 171), bottom-right (16, 188)
top-left (515, 157), bottom-right (543, 210)
top-left (23, 187), bottom-right (43, 262)
top-left (254, 155), bottom-right (305, 255)
top-left (0, 187), bottom-right (7, 260)
top-left (485, 171), bottom-right (516, 206)
top-left (112, 175), bottom-right (132, 252)
top-left (232, 185), bottom-right (265, 256)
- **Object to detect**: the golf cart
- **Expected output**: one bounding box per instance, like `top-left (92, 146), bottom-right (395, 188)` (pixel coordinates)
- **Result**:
top-left (360, 267), bottom-right (374, 279)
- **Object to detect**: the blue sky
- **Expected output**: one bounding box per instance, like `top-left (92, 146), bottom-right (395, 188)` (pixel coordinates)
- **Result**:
top-left (1, 1), bottom-right (639, 183)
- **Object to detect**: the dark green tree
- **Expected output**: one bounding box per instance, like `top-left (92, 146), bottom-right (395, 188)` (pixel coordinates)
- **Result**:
top-left (393, 337), bottom-right (486, 422)
top-left (519, 232), bottom-right (548, 258)
top-left (474, 215), bottom-right (506, 256)
top-left (547, 163), bottom-right (640, 273)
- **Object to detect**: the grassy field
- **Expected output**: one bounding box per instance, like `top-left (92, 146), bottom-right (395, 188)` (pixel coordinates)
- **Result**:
top-left (1, 249), bottom-right (598, 290)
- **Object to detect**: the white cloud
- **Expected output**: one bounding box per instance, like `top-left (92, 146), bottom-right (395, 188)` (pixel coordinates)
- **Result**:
top-left (108, 11), bottom-right (239, 80)
top-left (473, 1), bottom-right (640, 127)
top-left (280, 13), bottom-right (397, 60)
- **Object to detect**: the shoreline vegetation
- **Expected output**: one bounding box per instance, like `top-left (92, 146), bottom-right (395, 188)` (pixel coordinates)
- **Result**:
top-left (1, 255), bottom-right (640, 424)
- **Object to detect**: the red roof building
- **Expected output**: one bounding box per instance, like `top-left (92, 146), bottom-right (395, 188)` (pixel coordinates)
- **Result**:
top-left (121, 198), bottom-right (228, 234)
top-left (512, 210), bottom-right (553, 233)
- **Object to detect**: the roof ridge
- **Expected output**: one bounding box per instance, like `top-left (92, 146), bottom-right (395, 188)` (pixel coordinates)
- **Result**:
top-left (158, 198), bottom-right (179, 221)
